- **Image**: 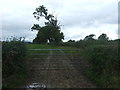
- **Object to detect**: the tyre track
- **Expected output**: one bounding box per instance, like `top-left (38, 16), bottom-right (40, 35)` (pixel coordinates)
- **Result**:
top-left (18, 49), bottom-right (97, 88)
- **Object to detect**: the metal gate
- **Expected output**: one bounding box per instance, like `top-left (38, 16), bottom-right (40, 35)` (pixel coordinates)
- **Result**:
top-left (26, 49), bottom-right (89, 88)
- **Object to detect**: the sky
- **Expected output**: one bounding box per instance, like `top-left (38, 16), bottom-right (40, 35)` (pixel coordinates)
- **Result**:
top-left (1, 0), bottom-right (119, 42)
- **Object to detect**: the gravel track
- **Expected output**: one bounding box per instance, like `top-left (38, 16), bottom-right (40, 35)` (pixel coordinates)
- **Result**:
top-left (19, 49), bottom-right (97, 88)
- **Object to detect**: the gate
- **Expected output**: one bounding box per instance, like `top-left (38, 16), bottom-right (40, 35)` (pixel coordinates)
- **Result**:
top-left (28, 49), bottom-right (82, 70)
top-left (26, 49), bottom-right (89, 88)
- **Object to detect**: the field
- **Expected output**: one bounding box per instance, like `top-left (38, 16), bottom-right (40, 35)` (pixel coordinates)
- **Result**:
top-left (2, 1), bottom-right (119, 89)
top-left (2, 42), bottom-right (120, 88)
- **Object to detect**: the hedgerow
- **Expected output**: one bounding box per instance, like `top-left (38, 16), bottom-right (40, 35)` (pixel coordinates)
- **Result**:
top-left (62, 38), bottom-right (119, 88)
top-left (2, 38), bottom-right (27, 78)
top-left (85, 44), bottom-right (119, 87)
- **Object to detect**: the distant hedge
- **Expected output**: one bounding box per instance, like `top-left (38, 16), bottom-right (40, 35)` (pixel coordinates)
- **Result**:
top-left (2, 41), bottom-right (27, 78)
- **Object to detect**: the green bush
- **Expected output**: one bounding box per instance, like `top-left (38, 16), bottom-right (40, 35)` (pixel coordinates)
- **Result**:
top-left (85, 45), bottom-right (120, 87)
top-left (2, 40), bottom-right (27, 78)
top-left (89, 45), bottom-right (119, 76)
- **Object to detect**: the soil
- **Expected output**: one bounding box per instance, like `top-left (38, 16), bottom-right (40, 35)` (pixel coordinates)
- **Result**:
top-left (18, 49), bottom-right (97, 88)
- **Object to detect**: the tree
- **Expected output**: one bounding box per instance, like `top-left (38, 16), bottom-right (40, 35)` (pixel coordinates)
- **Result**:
top-left (84, 34), bottom-right (95, 41)
top-left (98, 33), bottom-right (109, 41)
top-left (68, 39), bottom-right (75, 42)
top-left (31, 5), bottom-right (64, 44)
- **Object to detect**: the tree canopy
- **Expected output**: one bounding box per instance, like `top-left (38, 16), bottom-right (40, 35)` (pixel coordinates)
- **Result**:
top-left (32, 5), bottom-right (64, 44)
top-left (98, 33), bottom-right (109, 41)
top-left (84, 34), bottom-right (95, 41)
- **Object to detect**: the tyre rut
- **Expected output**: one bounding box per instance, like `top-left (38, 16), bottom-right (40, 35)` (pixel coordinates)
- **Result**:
top-left (18, 49), bottom-right (97, 88)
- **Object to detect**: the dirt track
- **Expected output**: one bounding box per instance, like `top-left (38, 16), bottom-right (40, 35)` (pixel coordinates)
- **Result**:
top-left (19, 49), bottom-right (97, 88)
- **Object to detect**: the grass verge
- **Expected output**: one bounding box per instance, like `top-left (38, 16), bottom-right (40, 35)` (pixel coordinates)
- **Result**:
top-left (2, 69), bottom-right (30, 88)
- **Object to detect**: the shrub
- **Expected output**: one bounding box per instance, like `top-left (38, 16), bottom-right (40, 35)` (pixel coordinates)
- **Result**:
top-left (2, 39), bottom-right (27, 78)
top-left (85, 45), bottom-right (119, 87)
top-left (89, 45), bottom-right (119, 75)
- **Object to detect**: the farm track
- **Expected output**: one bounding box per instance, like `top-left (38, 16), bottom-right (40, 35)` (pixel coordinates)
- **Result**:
top-left (19, 49), bottom-right (97, 88)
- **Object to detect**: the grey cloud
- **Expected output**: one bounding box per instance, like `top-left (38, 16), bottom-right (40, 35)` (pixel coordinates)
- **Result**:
top-left (64, 32), bottom-right (84, 41)
top-left (2, 27), bottom-right (37, 42)
top-left (1, 0), bottom-right (118, 41)
top-left (2, 16), bottom-right (37, 41)
top-left (60, 2), bottom-right (117, 30)
top-left (47, 1), bottom-right (64, 10)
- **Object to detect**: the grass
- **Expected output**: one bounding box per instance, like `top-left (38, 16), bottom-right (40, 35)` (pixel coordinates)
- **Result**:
top-left (26, 44), bottom-right (85, 61)
top-left (2, 69), bottom-right (30, 88)
top-left (84, 69), bottom-right (120, 88)
top-left (26, 44), bottom-right (54, 49)
top-left (26, 44), bottom-right (81, 54)
top-left (26, 44), bottom-right (54, 59)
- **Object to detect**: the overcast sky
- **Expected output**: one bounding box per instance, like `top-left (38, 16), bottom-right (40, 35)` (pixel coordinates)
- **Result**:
top-left (1, 0), bottom-right (119, 41)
